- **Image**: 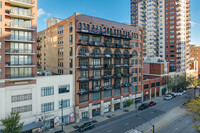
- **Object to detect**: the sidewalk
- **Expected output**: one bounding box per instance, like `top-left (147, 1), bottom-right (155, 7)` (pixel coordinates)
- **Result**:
top-left (49, 96), bottom-right (164, 133)
top-left (134, 106), bottom-right (187, 133)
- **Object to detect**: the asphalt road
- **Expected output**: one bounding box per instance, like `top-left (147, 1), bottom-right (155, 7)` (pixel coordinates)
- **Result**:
top-left (74, 92), bottom-right (190, 133)
top-left (156, 114), bottom-right (198, 133)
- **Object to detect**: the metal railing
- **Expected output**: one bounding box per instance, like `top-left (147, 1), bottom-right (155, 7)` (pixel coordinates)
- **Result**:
top-left (5, 49), bottom-right (35, 54)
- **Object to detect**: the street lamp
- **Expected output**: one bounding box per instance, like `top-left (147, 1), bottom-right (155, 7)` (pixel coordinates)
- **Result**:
top-left (136, 114), bottom-right (155, 133)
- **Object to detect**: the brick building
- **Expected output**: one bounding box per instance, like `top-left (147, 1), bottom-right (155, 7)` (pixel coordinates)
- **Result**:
top-left (37, 13), bottom-right (144, 122)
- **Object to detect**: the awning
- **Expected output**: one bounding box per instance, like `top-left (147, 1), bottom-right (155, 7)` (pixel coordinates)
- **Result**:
top-left (21, 122), bottom-right (42, 132)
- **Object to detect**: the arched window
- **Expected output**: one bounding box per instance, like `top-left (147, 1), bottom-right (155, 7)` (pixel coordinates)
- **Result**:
top-left (87, 24), bottom-right (90, 31)
top-left (123, 50), bottom-right (129, 56)
top-left (110, 29), bottom-right (112, 35)
top-left (139, 51), bottom-right (141, 57)
top-left (83, 23), bottom-right (86, 30)
top-left (92, 48), bottom-right (101, 55)
top-left (120, 30), bottom-right (122, 36)
top-left (103, 27), bottom-right (106, 33)
top-left (104, 49), bottom-right (112, 55)
top-left (107, 28), bottom-right (109, 34)
top-left (78, 23), bottom-right (82, 30)
top-left (95, 26), bottom-right (98, 32)
top-left (99, 26), bottom-right (102, 33)
top-left (117, 30), bottom-right (119, 36)
top-left (92, 25), bottom-right (94, 32)
top-left (114, 49), bottom-right (121, 55)
top-left (128, 32), bottom-right (130, 38)
top-left (79, 47), bottom-right (89, 55)
top-left (132, 51), bottom-right (138, 57)
top-left (114, 29), bottom-right (116, 35)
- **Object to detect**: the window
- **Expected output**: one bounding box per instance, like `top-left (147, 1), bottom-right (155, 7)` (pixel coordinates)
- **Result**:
top-left (0, 68), bottom-right (1, 75)
top-left (0, 28), bottom-right (2, 35)
top-left (156, 82), bottom-right (160, 86)
top-left (132, 68), bottom-right (138, 74)
top-left (41, 86), bottom-right (54, 97)
top-left (79, 94), bottom-right (89, 103)
top-left (132, 76), bottom-right (137, 83)
top-left (12, 105), bottom-right (32, 113)
top-left (0, 2), bottom-right (1, 8)
top-left (0, 55), bottom-right (2, 63)
top-left (59, 99), bottom-right (70, 109)
top-left (132, 42), bottom-right (138, 47)
top-left (132, 51), bottom-right (138, 57)
top-left (69, 59), bottom-right (73, 68)
top-left (69, 35), bottom-right (73, 44)
top-left (41, 102), bottom-right (54, 112)
top-left (114, 89), bottom-right (121, 96)
top-left (144, 84), bottom-right (149, 89)
top-left (131, 59), bottom-right (137, 65)
top-left (104, 90), bottom-right (111, 98)
top-left (12, 94), bottom-right (32, 102)
top-left (132, 85), bottom-right (137, 92)
top-left (123, 87), bottom-right (129, 94)
top-left (92, 92), bottom-right (101, 101)
top-left (70, 47), bottom-right (73, 56)
top-left (0, 42), bottom-right (1, 49)
top-left (151, 83), bottom-right (155, 87)
top-left (0, 15), bottom-right (2, 22)
top-left (59, 85), bottom-right (70, 94)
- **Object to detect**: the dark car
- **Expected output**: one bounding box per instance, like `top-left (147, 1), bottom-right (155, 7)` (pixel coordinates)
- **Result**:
top-left (138, 103), bottom-right (149, 110)
top-left (78, 122), bottom-right (94, 132)
top-left (54, 130), bottom-right (65, 133)
top-left (149, 101), bottom-right (156, 107)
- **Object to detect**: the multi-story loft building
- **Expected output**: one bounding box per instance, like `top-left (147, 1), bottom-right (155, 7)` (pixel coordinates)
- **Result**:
top-left (37, 13), bottom-right (144, 122)
top-left (131, 0), bottom-right (191, 73)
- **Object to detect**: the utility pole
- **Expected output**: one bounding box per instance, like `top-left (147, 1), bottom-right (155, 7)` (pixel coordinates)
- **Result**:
top-left (61, 99), bottom-right (64, 131)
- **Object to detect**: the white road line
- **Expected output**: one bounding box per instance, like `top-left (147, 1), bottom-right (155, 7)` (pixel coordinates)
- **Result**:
top-left (107, 129), bottom-right (112, 132)
top-left (124, 123), bottom-right (129, 125)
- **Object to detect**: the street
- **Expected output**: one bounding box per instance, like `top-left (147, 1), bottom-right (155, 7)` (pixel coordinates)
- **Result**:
top-left (74, 91), bottom-right (194, 133)
top-left (156, 114), bottom-right (198, 133)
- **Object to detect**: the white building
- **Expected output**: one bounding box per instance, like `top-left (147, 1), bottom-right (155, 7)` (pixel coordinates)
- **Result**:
top-left (0, 74), bottom-right (74, 132)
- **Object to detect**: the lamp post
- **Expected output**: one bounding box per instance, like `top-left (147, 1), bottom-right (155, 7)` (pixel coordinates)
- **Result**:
top-left (136, 114), bottom-right (155, 133)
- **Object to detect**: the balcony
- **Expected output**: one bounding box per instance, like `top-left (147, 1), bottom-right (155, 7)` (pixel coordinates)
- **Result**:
top-left (5, 62), bottom-right (35, 67)
top-left (5, 49), bottom-right (35, 55)
top-left (77, 65), bottom-right (90, 70)
top-left (5, 10), bottom-right (35, 20)
top-left (77, 77), bottom-right (90, 82)
top-left (37, 54), bottom-right (41, 58)
top-left (90, 64), bottom-right (103, 69)
top-left (78, 89), bottom-right (89, 94)
top-left (5, 0), bottom-right (35, 8)
top-left (77, 30), bottom-right (132, 40)
top-left (5, 23), bottom-right (35, 31)
top-left (5, 36), bottom-right (35, 43)
top-left (5, 74), bottom-right (35, 80)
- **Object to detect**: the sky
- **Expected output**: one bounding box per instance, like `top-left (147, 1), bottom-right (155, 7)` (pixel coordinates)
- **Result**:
top-left (37, 0), bottom-right (200, 45)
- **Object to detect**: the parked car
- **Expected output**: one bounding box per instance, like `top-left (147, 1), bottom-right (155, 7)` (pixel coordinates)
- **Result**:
top-left (138, 103), bottom-right (149, 110)
top-left (172, 92), bottom-right (183, 96)
top-left (78, 122), bottom-right (94, 132)
top-left (166, 93), bottom-right (176, 98)
top-left (164, 95), bottom-right (173, 100)
top-left (149, 101), bottom-right (157, 107)
top-left (55, 130), bottom-right (65, 133)
top-left (179, 90), bottom-right (186, 94)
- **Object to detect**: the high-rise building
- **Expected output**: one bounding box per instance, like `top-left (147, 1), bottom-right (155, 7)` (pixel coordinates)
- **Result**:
top-left (37, 13), bottom-right (144, 122)
top-left (0, 0), bottom-right (37, 130)
top-left (131, 0), bottom-right (191, 73)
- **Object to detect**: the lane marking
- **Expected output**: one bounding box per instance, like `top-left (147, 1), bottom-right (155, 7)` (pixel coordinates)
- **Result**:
top-left (107, 129), bottom-right (112, 132)
top-left (124, 123), bottom-right (129, 125)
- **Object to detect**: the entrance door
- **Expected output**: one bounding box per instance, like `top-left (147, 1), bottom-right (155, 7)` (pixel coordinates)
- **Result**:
top-left (50, 119), bottom-right (54, 129)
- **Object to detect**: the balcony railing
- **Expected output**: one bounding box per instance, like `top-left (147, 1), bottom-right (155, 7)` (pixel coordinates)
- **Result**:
top-left (5, 62), bottom-right (35, 67)
top-left (5, 22), bottom-right (35, 31)
top-left (78, 89), bottom-right (89, 94)
top-left (5, 36), bottom-right (35, 43)
top-left (5, 74), bottom-right (35, 79)
top-left (5, 9), bottom-right (35, 19)
top-left (77, 40), bottom-right (131, 49)
top-left (5, 49), bottom-right (35, 54)
top-left (77, 30), bottom-right (133, 40)
top-left (5, 0), bottom-right (35, 8)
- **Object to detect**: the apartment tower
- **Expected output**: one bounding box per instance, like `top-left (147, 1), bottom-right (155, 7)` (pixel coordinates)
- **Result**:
top-left (131, 0), bottom-right (191, 72)
top-left (0, 0), bottom-right (37, 127)
top-left (37, 13), bottom-right (143, 122)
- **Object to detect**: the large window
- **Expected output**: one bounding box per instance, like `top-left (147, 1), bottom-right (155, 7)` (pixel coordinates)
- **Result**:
top-left (41, 102), bottom-right (54, 112)
top-left (59, 99), bottom-right (70, 109)
top-left (92, 80), bottom-right (101, 89)
top-left (114, 89), bottom-right (121, 96)
top-left (151, 83), bottom-right (155, 88)
top-left (11, 6), bottom-right (32, 16)
top-left (92, 59), bottom-right (101, 66)
top-left (79, 94), bottom-right (89, 103)
top-left (79, 82), bottom-right (89, 90)
top-left (79, 59), bottom-right (89, 66)
top-left (11, 18), bottom-right (32, 28)
top-left (132, 42), bottom-right (138, 47)
top-left (93, 70), bottom-right (101, 77)
top-left (144, 84), bottom-right (149, 89)
top-left (132, 76), bottom-right (137, 83)
top-left (132, 68), bottom-right (138, 74)
top-left (123, 87), bottom-right (129, 94)
top-left (10, 42), bottom-right (32, 53)
top-left (104, 90), bottom-right (111, 98)
top-left (10, 55), bottom-right (32, 65)
top-left (104, 79), bottom-right (111, 86)
top-left (59, 85), bottom-right (70, 94)
top-left (132, 85), bottom-right (137, 92)
top-left (79, 35), bottom-right (89, 43)
top-left (41, 86), bottom-right (54, 96)
top-left (11, 68), bottom-right (32, 78)
top-left (11, 30), bottom-right (32, 41)
top-left (92, 92), bottom-right (101, 101)
top-left (79, 70), bottom-right (88, 79)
